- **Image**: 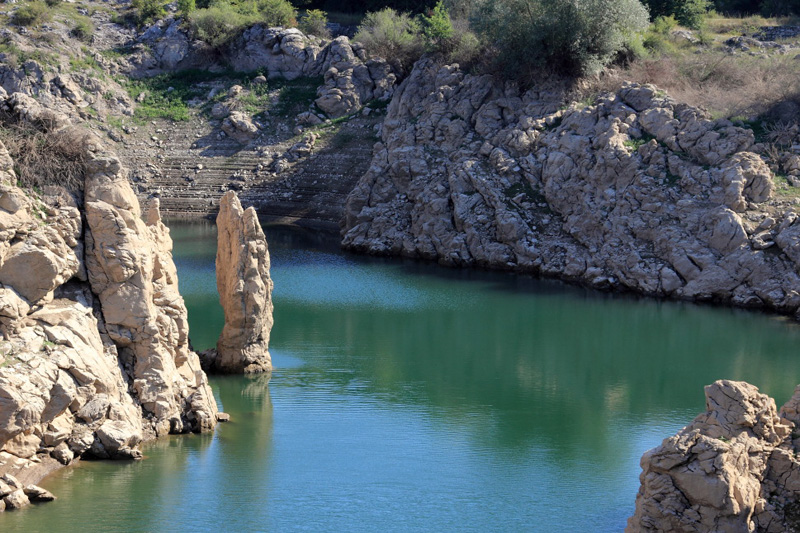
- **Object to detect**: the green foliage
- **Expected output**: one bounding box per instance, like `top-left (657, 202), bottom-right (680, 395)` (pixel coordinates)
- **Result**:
top-left (131, 0), bottom-right (166, 25)
top-left (472, 0), bottom-right (650, 78)
top-left (12, 2), bottom-right (51, 27)
top-left (272, 76), bottom-right (323, 116)
top-left (300, 9), bottom-right (330, 37)
top-left (652, 14), bottom-right (678, 33)
top-left (178, 0), bottom-right (196, 17)
top-left (71, 16), bottom-right (94, 42)
top-left (354, 8), bottom-right (424, 73)
top-left (188, 3), bottom-right (257, 49)
top-left (642, 0), bottom-right (710, 28)
top-left (256, 0), bottom-right (298, 26)
top-left (189, 0), bottom-right (297, 49)
top-left (421, 1), bottom-right (453, 43)
top-left (43, 0), bottom-right (61, 6)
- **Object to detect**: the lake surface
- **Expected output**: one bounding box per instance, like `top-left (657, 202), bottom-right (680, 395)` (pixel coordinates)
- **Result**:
top-left (5, 221), bottom-right (800, 532)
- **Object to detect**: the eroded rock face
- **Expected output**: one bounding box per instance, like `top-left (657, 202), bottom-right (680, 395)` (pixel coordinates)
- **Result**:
top-left (628, 380), bottom-right (800, 533)
top-left (212, 191), bottom-right (273, 374)
top-left (342, 59), bottom-right (800, 316)
top-left (0, 132), bottom-right (219, 497)
top-left (84, 155), bottom-right (218, 435)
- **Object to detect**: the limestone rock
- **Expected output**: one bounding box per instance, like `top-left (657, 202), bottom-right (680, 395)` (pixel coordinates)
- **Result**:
top-left (23, 484), bottom-right (55, 502)
top-left (627, 380), bottom-right (800, 532)
top-left (213, 191), bottom-right (273, 374)
top-left (341, 60), bottom-right (800, 316)
top-left (3, 489), bottom-right (29, 509)
top-left (221, 112), bottom-right (259, 144)
top-left (84, 154), bottom-right (218, 434)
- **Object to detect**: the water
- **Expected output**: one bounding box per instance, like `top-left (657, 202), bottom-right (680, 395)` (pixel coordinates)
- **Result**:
top-left (5, 221), bottom-right (800, 532)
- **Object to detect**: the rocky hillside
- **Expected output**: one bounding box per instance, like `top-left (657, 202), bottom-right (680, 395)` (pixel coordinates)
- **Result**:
top-left (342, 59), bottom-right (800, 317)
top-left (0, 94), bottom-right (218, 508)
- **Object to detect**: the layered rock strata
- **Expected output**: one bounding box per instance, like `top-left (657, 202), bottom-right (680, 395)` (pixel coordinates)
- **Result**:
top-left (628, 380), bottom-right (800, 532)
top-left (342, 59), bottom-right (800, 317)
top-left (0, 98), bottom-right (218, 499)
top-left (206, 191), bottom-right (273, 374)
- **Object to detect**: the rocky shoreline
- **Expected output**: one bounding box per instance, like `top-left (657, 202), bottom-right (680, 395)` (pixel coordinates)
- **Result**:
top-left (342, 59), bottom-right (800, 319)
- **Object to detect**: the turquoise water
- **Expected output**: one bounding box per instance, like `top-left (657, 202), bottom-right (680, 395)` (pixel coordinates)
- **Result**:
top-left (5, 221), bottom-right (800, 532)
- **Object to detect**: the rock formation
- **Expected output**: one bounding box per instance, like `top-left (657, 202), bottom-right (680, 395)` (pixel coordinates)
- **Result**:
top-left (628, 380), bottom-right (800, 532)
top-left (342, 58), bottom-right (800, 317)
top-left (208, 191), bottom-right (273, 374)
top-left (133, 24), bottom-right (398, 118)
top-left (0, 93), bottom-right (218, 501)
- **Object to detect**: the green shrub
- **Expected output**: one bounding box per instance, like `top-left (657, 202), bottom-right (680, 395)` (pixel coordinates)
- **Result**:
top-left (651, 14), bottom-right (678, 33)
top-left (178, 0), bottom-right (196, 17)
top-left (188, 3), bottom-right (256, 49)
top-left (256, 0), bottom-right (297, 26)
top-left (300, 9), bottom-right (330, 38)
top-left (472, 0), bottom-right (650, 78)
top-left (642, 0), bottom-right (710, 28)
top-left (354, 8), bottom-right (424, 73)
top-left (675, 0), bottom-right (709, 28)
top-left (421, 1), bottom-right (453, 44)
top-left (12, 2), bottom-right (51, 27)
top-left (440, 20), bottom-right (481, 66)
top-left (71, 17), bottom-right (94, 42)
top-left (43, 0), bottom-right (60, 6)
top-left (132, 0), bottom-right (166, 25)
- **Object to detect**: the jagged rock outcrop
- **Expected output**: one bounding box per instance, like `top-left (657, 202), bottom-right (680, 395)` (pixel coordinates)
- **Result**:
top-left (0, 105), bottom-right (219, 499)
top-left (342, 58), bottom-right (800, 317)
top-left (84, 154), bottom-right (218, 435)
top-left (205, 191), bottom-right (273, 374)
top-left (628, 380), bottom-right (800, 532)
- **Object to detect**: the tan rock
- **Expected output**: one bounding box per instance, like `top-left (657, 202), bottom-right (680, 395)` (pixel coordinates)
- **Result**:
top-left (627, 380), bottom-right (800, 532)
top-left (214, 191), bottom-right (273, 374)
top-left (84, 157), bottom-right (218, 434)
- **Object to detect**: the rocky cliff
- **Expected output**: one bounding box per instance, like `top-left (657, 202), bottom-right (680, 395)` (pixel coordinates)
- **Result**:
top-left (342, 59), bottom-right (800, 317)
top-left (628, 380), bottom-right (800, 532)
top-left (0, 95), bottom-right (218, 505)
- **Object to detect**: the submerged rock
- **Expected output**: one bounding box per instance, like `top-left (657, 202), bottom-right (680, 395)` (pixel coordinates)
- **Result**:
top-left (628, 380), bottom-right (800, 532)
top-left (210, 191), bottom-right (273, 374)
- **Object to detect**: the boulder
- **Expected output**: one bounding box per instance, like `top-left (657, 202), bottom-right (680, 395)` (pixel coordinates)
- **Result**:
top-left (221, 112), bottom-right (259, 144)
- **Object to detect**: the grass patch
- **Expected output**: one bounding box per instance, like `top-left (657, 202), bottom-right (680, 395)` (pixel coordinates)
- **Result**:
top-left (0, 41), bottom-right (58, 69)
top-left (271, 76), bottom-right (323, 117)
top-left (774, 174), bottom-right (800, 198)
top-left (624, 132), bottom-right (656, 151)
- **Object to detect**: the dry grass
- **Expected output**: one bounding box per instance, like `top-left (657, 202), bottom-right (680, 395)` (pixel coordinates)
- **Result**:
top-left (0, 118), bottom-right (91, 192)
top-left (586, 48), bottom-right (800, 121)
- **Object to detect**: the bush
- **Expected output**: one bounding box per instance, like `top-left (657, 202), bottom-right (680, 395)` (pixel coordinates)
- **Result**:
top-left (71, 17), bottom-right (94, 42)
top-left (178, 0), bottom-right (196, 17)
top-left (300, 9), bottom-right (330, 38)
top-left (642, 0), bottom-right (710, 28)
top-left (188, 3), bottom-right (256, 49)
top-left (43, 0), bottom-right (61, 6)
top-left (256, 0), bottom-right (297, 26)
top-left (12, 2), bottom-right (50, 27)
top-left (472, 0), bottom-right (650, 78)
top-left (354, 8), bottom-right (424, 73)
top-left (132, 0), bottom-right (166, 26)
top-left (421, 1), bottom-right (453, 44)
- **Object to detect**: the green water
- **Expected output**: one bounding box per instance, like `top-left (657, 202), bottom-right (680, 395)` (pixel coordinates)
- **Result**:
top-left (5, 221), bottom-right (800, 532)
